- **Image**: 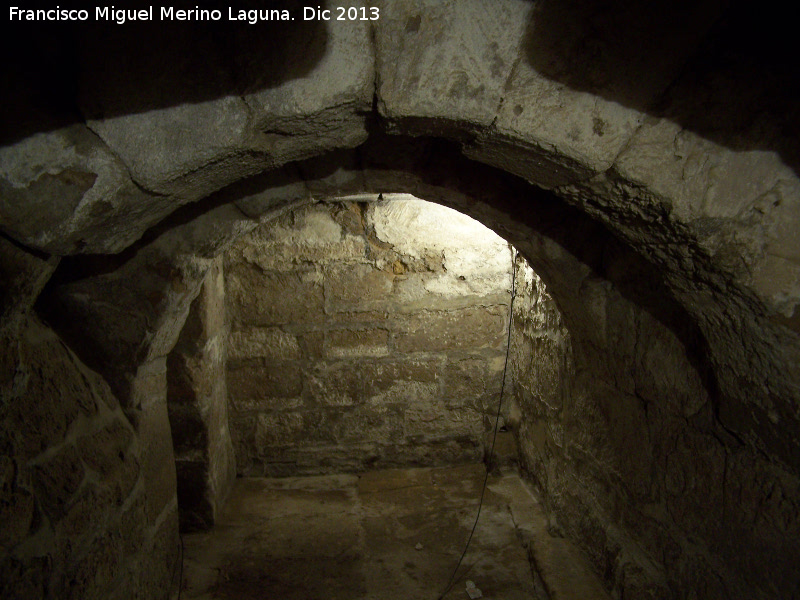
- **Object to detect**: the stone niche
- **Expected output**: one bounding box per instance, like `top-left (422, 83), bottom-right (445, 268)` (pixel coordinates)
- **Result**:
top-left (223, 196), bottom-right (521, 476)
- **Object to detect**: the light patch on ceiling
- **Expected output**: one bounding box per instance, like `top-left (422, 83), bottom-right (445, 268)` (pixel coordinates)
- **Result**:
top-left (368, 194), bottom-right (512, 296)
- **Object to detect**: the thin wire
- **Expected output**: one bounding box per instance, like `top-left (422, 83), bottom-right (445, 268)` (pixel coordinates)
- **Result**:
top-left (437, 246), bottom-right (518, 600)
top-left (177, 531), bottom-right (185, 600)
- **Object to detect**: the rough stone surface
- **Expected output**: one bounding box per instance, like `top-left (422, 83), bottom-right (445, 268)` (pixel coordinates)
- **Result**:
top-left (0, 236), bottom-right (58, 335)
top-left (0, 316), bottom-right (160, 600)
top-left (510, 244), bottom-right (800, 599)
top-left (75, 1), bottom-right (372, 214)
top-left (227, 266), bottom-right (326, 327)
top-left (226, 200), bottom-right (511, 475)
top-left (0, 125), bottom-right (169, 254)
top-left (167, 259), bottom-right (237, 531)
top-left (243, 0), bottom-right (374, 164)
top-left (1, 3), bottom-right (799, 598)
top-left (374, 0), bottom-right (530, 137)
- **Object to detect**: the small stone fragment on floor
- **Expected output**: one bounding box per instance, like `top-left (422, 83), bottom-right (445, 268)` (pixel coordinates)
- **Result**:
top-left (415, 542), bottom-right (423, 550)
top-left (466, 580), bottom-right (483, 599)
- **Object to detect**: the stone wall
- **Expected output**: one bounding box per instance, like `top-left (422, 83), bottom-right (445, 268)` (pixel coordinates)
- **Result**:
top-left (1, 2), bottom-right (799, 596)
top-left (509, 258), bottom-right (574, 494)
top-left (224, 198), bottom-right (513, 476)
top-left (167, 258), bottom-right (237, 532)
top-left (0, 238), bottom-right (178, 600)
top-left (510, 234), bottom-right (800, 599)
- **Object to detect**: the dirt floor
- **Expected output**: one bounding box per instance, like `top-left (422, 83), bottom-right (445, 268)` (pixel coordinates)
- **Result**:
top-left (180, 464), bottom-right (548, 600)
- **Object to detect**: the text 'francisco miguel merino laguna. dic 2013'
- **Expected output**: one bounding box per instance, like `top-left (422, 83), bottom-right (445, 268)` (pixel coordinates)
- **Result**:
top-left (8, 5), bottom-right (381, 24)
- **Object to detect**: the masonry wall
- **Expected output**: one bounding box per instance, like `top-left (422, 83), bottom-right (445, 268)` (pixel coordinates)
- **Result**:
top-left (509, 259), bottom-right (574, 495)
top-left (0, 238), bottom-right (179, 600)
top-left (510, 240), bottom-right (800, 599)
top-left (224, 199), bottom-right (513, 476)
top-left (167, 258), bottom-right (237, 531)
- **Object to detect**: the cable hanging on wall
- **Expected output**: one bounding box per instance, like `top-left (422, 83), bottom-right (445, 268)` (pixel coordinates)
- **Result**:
top-left (437, 244), bottom-right (519, 600)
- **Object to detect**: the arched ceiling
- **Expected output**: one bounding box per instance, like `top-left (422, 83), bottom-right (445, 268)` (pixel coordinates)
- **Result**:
top-left (1, 0), bottom-right (799, 473)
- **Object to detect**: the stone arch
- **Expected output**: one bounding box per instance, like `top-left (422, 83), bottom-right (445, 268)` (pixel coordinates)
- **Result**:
top-left (2, 2), bottom-right (799, 597)
top-left (34, 132), bottom-right (790, 597)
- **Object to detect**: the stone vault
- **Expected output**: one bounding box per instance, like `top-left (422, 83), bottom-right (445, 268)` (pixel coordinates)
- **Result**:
top-left (1, 1), bottom-right (799, 598)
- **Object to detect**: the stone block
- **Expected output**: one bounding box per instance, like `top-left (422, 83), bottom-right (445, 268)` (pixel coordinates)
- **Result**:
top-left (77, 419), bottom-right (139, 505)
top-left (331, 407), bottom-right (404, 444)
top-left (485, 75), bottom-right (642, 182)
top-left (207, 422), bottom-right (237, 516)
top-left (231, 394), bottom-right (304, 414)
top-left (392, 273), bottom-right (510, 311)
top-left (394, 306), bottom-right (507, 352)
top-left (0, 456), bottom-right (34, 549)
top-left (166, 351), bottom-right (200, 407)
top-left (227, 359), bottom-right (303, 410)
top-left (228, 327), bottom-right (301, 360)
top-left (9, 322), bottom-right (102, 460)
top-left (136, 398), bottom-right (177, 523)
top-left (473, 0), bottom-right (719, 188)
top-left (0, 237), bottom-right (58, 334)
top-left (32, 444), bottom-right (85, 521)
top-left (404, 405), bottom-right (483, 439)
top-left (206, 379), bottom-right (231, 447)
top-left (325, 328), bottom-right (390, 358)
top-left (255, 411), bottom-right (304, 447)
top-left (366, 380), bottom-right (440, 409)
top-left (374, 0), bottom-right (528, 133)
top-left (243, 5), bottom-right (373, 161)
top-left (226, 264), bottom-right (324, 326)
top-left (444, 356), bottom-right (504, 412)
top-left (326, 311), bottom-right (391, 326)
top-left (130, 357), bottom-right (167, 412)
top-left (253, 444), bottom-right (378, 477)
top-left (304, 363), bottom-right (363, 407)
top-left (231, 206), bottom-right (368, 271)
top-left (229, 414), bottom-right (257, 475)
top-left (0, 124), bottom-right (165, 254)
top-left (199, 259), bottom-right (227, 336)
top-left (383, 438), bottom-right (483, 467)
top-left (298, 330), bottom-right (325, 359)
top-left (255, 412), bottom-right (333, 448)
top-left (325, 264), bottom-right (394, 313)
top-left (305, 359), bottom-right (439, 407)
top-left (329, 202), bottom-right (365, 236)
top-left (88, 96), bottom-right (253, 196)
top-left (365, 359), bottom-right (440, 386)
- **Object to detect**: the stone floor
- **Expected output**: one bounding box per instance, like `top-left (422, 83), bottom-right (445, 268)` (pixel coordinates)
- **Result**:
top-left (180, 464), bottom-right (610, 600)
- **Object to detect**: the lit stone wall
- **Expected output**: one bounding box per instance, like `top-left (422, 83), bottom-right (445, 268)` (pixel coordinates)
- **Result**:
top-left (509, 259), bottom-right (574, 492)
top-left (224, 198), bottom-right (513, 476)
